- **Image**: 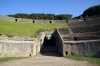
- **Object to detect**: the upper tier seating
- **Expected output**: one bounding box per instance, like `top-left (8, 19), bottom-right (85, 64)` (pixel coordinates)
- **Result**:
top-left (57, 28), bottom-right (69, 34)
top-left (86, 18), bottom-right (100, 25)
top-left (68, 21), bottom-right (88, 27)
top-left (71, 24), bottom-right (100, 33)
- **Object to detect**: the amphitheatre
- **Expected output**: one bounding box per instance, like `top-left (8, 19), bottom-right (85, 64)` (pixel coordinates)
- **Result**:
top-left (0, 9), bottom-right (100, 66)
top-left (0, 15), bottom-right (100, 58)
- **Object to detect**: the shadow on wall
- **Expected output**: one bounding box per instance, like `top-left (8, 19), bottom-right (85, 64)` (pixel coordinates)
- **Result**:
top-left (93, 51), bottom-right (100, 58)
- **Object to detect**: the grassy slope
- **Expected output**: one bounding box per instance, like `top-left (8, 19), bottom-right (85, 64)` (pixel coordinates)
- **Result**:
top-left (0, 57), bottom-right (28, 63)
top-left (65, 56), bottom-right (100, 66)
top-left (0, 20), bottom-right (66, 36)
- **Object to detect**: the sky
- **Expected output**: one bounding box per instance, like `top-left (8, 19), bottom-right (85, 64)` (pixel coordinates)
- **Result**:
top-left (0, 0), bottom-right (100, 17)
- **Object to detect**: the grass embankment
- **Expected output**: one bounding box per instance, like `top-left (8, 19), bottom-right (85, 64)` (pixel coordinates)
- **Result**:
top-left (0, 20), bottom-right (66, 36)
top-left (0, 57), bottom-right (28, 63)
top-left (65, 55), bottom-right (100, 66)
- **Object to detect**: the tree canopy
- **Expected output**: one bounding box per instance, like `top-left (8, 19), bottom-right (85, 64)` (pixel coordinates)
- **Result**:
top-left (73, 5), bottom-right (100, 19)
top-left (7, 13), bottom-right (72, 20)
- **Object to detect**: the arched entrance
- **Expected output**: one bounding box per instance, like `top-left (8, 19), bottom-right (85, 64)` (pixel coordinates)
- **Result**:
top-left (33, 20), bottom-right (35, 23)
top-left (15, 19), bottom-right (17, 22)
top-left (49, 21), bottom-right (52, 24)
top-left (43, 34), bottom-right (56, 47)
top-left (40, 34), bottom-right (62, 57)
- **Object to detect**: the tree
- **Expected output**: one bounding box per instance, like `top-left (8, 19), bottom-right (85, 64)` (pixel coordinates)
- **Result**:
top-left (7, 13), bottom-right (72, 20)
top-left (82, 5), bottom-right (100, 18)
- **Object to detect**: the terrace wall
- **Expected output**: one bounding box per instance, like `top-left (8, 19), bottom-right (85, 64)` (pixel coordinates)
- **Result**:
top-left (64, 40), bottom-right (100, 58)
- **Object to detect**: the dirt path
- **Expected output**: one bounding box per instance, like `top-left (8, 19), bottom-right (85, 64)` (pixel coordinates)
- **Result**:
top-left (0, 51), bottom-right (97, 66)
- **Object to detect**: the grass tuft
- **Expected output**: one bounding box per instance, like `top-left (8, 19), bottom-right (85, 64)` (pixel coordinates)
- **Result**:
top-left (0, 57), bottom-right (28, 63)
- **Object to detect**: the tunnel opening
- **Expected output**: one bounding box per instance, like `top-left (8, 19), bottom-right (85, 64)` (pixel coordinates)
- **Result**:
top-left (66, 21), bottom-right (68, 23)
top-left (15, 19), bottom-right (17, 22)
top-left (43, 34), bottom-right (56, 47)
top-left (40, 34), bottom-right (62, 57)
top-left (49, 21), bottom-right (52, 24)
top-left (33, 20), bottom-right (35, 23)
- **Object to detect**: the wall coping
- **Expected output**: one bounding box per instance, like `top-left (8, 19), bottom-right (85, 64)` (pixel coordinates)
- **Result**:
top-left (63, 39), bottom-right (100, 44)
top-left (0, 40), bottom-right (34, 43)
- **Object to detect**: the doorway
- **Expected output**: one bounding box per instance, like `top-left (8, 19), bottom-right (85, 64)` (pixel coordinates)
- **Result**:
top-left (15, 19), bottom-right (17, 22)
top-left (33, 20), bottom-right (35, 23)
top-left (49, 21), bottom-right (52, 24)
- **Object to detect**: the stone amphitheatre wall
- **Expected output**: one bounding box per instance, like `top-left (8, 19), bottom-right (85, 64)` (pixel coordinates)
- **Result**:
top-left (63, 40), bottom-right (100, 58)
top-left (57, 28), bottom-right (100, 57)
top-left (0, 41), bottom-right (35, 57)
top-left (0, 15), bottom-right (67, 24)
top-left (0, 35), bottom-right (37, 57)
top-left (0, 31), bottom-right (54, 57)
top-left (52, 30), bottom-right (64, 55)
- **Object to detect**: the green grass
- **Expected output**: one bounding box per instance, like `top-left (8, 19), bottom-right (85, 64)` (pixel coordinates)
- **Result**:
top-left (65, 55), bottom-right (100, 66)
top-left (0, 20), bottom-right (67, 36)
top-left (0, 57), bottom-right (28, 63)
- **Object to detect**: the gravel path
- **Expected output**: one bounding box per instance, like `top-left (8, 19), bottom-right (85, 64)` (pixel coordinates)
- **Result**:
top-left (0, 51), bottom-right (97, 66)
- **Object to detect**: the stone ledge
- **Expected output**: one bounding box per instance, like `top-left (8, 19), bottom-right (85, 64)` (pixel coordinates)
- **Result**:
top-left (0, 40), bottom-right (34, 43)
top-left (63, 39), bottom-right (100, 44)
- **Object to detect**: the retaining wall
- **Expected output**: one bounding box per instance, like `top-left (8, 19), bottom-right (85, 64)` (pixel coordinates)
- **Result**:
top-left (52, 30), bottom-right (64, 56)
top-left (0, 41), bottom-right (36, 57)
top-left (63, 40), bottom-right (100, 58)
top-left (0, 35), bottom-right (38, 57)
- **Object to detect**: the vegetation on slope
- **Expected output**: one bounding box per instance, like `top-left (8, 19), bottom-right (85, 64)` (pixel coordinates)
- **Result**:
top-left (0, 20), bottom-right (66, 36)
top-left (0, 57), bottom-right (28, 63)
top-left (65, 55), bottom-right (100, 66)
top-left (74, 4), bottom-right (100, 18)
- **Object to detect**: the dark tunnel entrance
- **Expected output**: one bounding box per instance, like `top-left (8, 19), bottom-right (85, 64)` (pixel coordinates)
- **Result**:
top-left (40, 34), bottom-right (62, 57)
top-left (43, 34), bottom-right (56, 47)
top-left (15, 19), bottom-right (17, 22)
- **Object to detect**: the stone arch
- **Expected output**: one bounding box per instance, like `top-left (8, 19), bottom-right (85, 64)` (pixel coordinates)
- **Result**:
top-left (66, 21), bottom-right (68, 23)
top-left (33, 20), bottom-right (35, 23)
top-left (15, 19), bottom-right (17, 22)
top-left (49, 21), bottom-right (52, 24)
top-left (84, 19), bottom-right (86, 21)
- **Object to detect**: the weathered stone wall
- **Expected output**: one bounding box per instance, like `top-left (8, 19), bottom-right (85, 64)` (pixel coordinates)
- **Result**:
top-left (64, 40), bottom-right (100, 57)
top-left (0, 35), bottom-right (38, 57)
top-left (0, 16), bottom-right (67, 24)
top-left (0, 41), bottom-right (36, 57)
top-left (0, 35), bottom-right (34, 41)
top-left (37, 32), bottom-right (45, 50)
top-left (52, 29), bottom-right (64, 56)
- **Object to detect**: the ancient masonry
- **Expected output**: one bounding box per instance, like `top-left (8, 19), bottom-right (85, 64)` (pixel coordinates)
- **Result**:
top-left (0, 15), bottom-right (67, 24)
top-left (0, 15), bottom-right (100, 57)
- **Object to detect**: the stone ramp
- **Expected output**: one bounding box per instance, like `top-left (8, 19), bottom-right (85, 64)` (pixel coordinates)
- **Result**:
top-left (0, 51), bottom-right (97, 66)
top-left (0, 51), bottom-right (96, 66)
top-left (0, 46), bottom-right (97, 66)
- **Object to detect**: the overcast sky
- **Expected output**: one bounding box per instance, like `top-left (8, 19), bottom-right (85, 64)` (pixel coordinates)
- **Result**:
top-left (0, 0), bottom-right (100, 17)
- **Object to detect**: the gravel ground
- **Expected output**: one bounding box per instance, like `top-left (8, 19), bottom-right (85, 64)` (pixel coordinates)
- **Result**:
top-left (0, 51), bottom-right (97, 66)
